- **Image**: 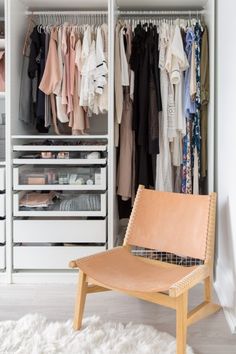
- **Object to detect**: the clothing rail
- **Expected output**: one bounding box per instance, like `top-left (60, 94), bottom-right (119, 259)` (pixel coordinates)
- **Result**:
top-left (25, 11), bottom-right (108, 16)
top-left (118, 10), bottom-right (204, 16)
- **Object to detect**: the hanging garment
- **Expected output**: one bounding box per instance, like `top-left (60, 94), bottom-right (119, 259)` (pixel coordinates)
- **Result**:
top-left (44, 32), bottom-right (51, 128)
top-left (68, 27), bottom-right (76, 129)
top-left (97, 23), bottom-right (109, 114)
top-left (181, 119), bottom-right (193, 194)
top-left (72, 37), bottom-right (87, 133)
top-left (28, 26), bottom-right (49, 133)
top-left (80, 40), bottom-right (96, 110)
top-left (166, 24), bottom-right (189, 167)
top-left (0, 50), bottom-right (5, 91)
top-left (200, 26), bottom-right (209, 179)
top-left (155, 22), bottom-right (173, 192)
top-left (184, 28), bottom-right (196, 117)
top-left (182, 28), bottom-right (196, 194)
top-left (117, 24), bottom-right (135, 202)
top-left (94, 26), bottom-right (108, 95)
top-left (114, 21), bottom-right (123, 125)
top-left (130, 24), bottom-right (162, 188)
top-left (39, 28), bottom-right (61, 96)
top-left (192, 22), bottom-right (203, 194)
top-left (55, 27), bottom-right (69, 124)
top-left (138, 26), bottom-right (162, 152)
top-left (19, 41), bottom-right (34, 125)
top-left (165, 25), bottom-right (176, 142)
top-left (120, 26), bottom-right (129, 87)
top-left (39, 28), bottom-right (62, 133)
top-left (117, 88), bottom-right (134, 200)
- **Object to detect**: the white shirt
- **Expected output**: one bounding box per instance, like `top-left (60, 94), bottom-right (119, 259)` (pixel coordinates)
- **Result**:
top-left (120, 26), bottom-right (129, 86)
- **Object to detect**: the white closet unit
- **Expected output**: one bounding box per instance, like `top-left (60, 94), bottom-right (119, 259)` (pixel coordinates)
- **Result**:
top-left (0, 0), bottom-right (5, 277)
top-left (5, 0), bottom-right (114, 282)
top-left (2, 0), bottom-right (215, 283)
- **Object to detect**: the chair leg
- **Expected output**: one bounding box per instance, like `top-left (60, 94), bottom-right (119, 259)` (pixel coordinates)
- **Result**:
top-left (204, 276), bottom-right (212, 302)
top-left (73, 271), bottom-right (87, 330)
top-left (176, 292), bottom-right (188, 354)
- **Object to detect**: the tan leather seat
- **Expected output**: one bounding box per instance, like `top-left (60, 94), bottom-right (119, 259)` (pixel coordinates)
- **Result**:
top-left (73, 246), bottom-right (198, 293)
top-left (70, 186), bottom-right (221, 354)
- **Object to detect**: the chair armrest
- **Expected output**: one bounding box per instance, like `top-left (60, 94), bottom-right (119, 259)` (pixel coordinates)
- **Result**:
top-left (69, 260), bottom-right (78, 268)
top-left (169, 265), bottom-right (210, 297)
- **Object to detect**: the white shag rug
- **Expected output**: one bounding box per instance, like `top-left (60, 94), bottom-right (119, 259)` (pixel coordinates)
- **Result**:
top-left (0, 314), bottom-right (195, 354)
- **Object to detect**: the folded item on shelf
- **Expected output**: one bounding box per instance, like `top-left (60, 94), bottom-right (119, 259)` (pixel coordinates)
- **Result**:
top-left (59, 194), bottom-right (101, 212)
top-left (57, 152), bottom-right (70, 159)
top-left (86, 152), bottom-right (101, 159)
top-left (28, 176), bottom-right (46, 185)
top-left (41, 152), bottom-right (55, 159)
top-left (19, 191), bottom-right (57, 208)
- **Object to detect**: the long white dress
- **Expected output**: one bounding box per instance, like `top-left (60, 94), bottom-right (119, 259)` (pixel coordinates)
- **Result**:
top-left (165, 24), bottom-right (189, 168)
top-left (155, 22), bottom-right (173, 192)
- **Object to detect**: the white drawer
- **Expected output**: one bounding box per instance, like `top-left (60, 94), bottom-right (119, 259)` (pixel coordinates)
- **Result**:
top-left (0, 167), bottom-right (5, 191)
top-left (0, 193), bottom-right (5, 217)
top-left (0, 245), bottom-right (5, 269)
top-left (0, 219), bottom-right (5, 243)
top-left (13, 219), bottom-right (106, 243)
top-left (13, 246), bottom-right (106, 270)
top-left (13, 144), bottom-right (107, 152)
top-left (13, 165), bottom-right (107, 191)
top-left (14, 191), bottom-right (107, 217)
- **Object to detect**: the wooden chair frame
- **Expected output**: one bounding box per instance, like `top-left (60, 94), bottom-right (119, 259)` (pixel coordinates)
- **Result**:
top-left (70, 187), bottom-right (221, 354)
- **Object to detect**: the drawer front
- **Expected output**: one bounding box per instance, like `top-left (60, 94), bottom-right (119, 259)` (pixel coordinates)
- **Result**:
top-left (13, 246), bottom-right (106, 270)
top-left (0, 194), bottom-right (5, 217)
top-left (13, 166), bottom-right (107, 191)
top-left (0, 168), bottom-right (5, 191)
top-left (0, 246), bottom-right (5, 269)
top-left (14, 192), bottom-right (106, 217)
top-left (0, 219), bottom-right (5, 243)
top-left (14, 219), bottom-right (106, 243)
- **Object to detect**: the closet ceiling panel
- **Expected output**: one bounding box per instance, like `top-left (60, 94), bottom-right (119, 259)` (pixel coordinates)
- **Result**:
top-left (116, 0), bottom-right (207, 10)
top-left (21, 0), bottom-right (107, 11)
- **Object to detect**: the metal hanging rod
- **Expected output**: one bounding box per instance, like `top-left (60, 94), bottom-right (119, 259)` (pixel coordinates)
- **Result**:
top-left (118, 10), bottom-right (204, 16)
top-left (25, 11), bottom-right (108, 16)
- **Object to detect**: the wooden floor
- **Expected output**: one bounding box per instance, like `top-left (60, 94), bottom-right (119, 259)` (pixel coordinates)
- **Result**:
top-left (0, 283), bottom-right (235, 354)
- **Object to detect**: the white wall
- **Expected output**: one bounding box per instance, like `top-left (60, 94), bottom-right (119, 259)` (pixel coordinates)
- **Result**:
top-left (215, 0), bottom-right (236, 333)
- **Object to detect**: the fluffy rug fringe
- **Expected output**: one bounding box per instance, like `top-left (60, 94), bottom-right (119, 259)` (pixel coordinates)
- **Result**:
top-left (0, 314), bottom-right (195, 354)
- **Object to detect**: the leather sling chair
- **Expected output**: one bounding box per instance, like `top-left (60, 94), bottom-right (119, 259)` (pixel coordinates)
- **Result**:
top-left (70, 185), bottom-right (221, 354)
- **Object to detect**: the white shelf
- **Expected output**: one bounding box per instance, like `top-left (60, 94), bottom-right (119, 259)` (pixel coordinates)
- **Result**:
top-left (13, 145), bottom-right (107, 152)
top-left (0, 92), bottom-right (5, 99)
top-left (12, 134), bottom-right (108, 140)
top-left (0, 161), bottom-right (5, 165)
top-left (13, 158), bottom-right (107, 165)
top-left (14, 185), bottom-right (106, 191)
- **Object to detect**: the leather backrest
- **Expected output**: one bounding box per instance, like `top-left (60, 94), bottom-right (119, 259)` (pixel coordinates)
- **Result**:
top-left (125, 188), bottom-right (211, 260)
